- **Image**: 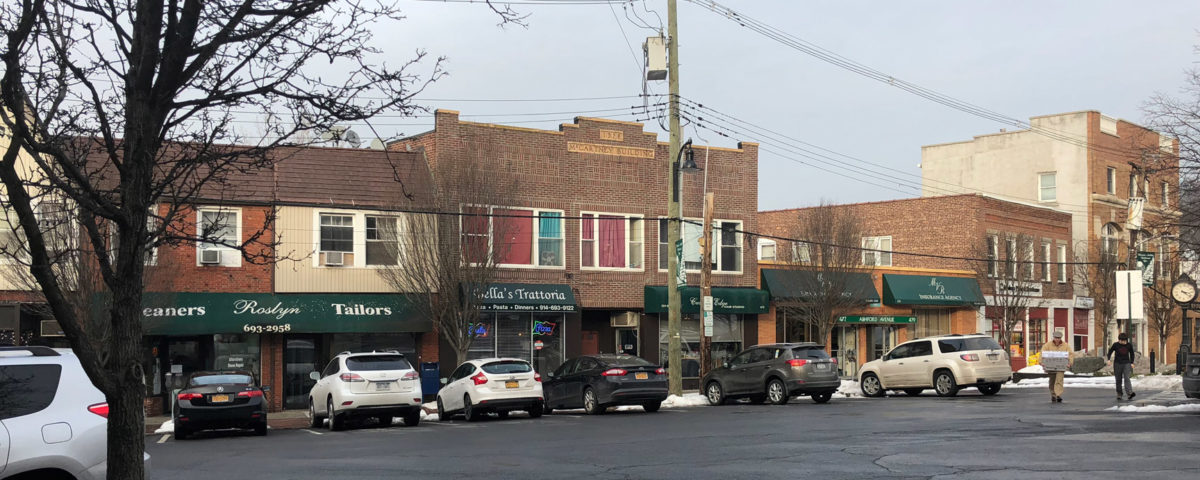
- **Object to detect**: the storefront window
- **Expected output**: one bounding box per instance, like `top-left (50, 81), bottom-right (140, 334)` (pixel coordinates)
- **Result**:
top-left (911, 309), bottom-right (952, 338)
top-left (213, 333), bottom-right (261, 380)
top-left (1028, 319), bottom-right (1046, 356)
top-left (468, 312), bottom-right (565, 374)
top-left (532, 313), bottom-right (564, 375)
top-left (658, 314), bottom-right (743, 377)
top-left (467, 314), bottom-right (496, 360)
top-left (497, 313), bottom-right (532, 360)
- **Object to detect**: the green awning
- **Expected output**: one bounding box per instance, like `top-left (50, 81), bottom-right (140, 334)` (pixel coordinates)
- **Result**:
top-left (644, 286), bottom-right (769, 314)
top-left (881, 274), bottom-right (985, 306)
top-left (838, 315), bottom-right (917, 324)
top-left (475, 283), bottom-right (577, 312)
top-left (135, 293), bottom-right (429, 335)
top-left (760, 269), bottom-right (880, 304)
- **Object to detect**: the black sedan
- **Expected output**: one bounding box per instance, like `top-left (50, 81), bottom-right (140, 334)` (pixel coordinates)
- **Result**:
top-left (543, 354), bottom-right (668, 415)
top-left (174, 371), bottom-right (267, 439)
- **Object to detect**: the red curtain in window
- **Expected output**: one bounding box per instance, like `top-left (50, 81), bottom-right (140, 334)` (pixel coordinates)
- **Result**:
top-left (582, 215), bottom-right (595, 267)
top-left (495, 209), bottom-right (533, 265)
top-left (462, 206), bottom-right (489, 263)
top-left (598, 215), bottom-right (625, 267)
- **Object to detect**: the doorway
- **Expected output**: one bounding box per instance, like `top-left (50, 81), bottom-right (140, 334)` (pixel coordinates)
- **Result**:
top-left (283, 335), bottom-right (320, 410)
top-left (616, 328), bottom-right (638, 356)
top-left (865, 326), bottom-right (896, 363)
top-left (831, 326), bottom-right (858, 377)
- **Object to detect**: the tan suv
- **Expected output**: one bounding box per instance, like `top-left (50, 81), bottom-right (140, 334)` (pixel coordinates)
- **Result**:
top-left (858, 334), bottom-right (1012, 397)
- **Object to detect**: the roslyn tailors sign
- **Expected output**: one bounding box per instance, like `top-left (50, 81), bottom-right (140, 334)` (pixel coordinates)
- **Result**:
top-left (131, 293), bottom-right (428, 335)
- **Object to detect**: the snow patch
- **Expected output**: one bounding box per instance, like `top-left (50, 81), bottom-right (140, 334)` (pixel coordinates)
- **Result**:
top-left (661, 393), bottom-right (709, 408)
top-left (154, 419), bottom-right (174, 434)
top-left (833, 379), bottom-right (862, 398)
top-left (1107, 403), bottom-right (1200, 413)
top-left (1017, 365), bottom-right (1045, 374)
top-left (1007, 374), bottom-right (1183, 391)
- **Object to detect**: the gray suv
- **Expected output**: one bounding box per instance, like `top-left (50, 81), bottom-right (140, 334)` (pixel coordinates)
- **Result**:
top-left (700, 343), bottom-right (840, 405)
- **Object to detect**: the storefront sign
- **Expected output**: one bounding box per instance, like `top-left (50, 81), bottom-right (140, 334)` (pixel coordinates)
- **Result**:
top-left (995, 280), bottom-right (1043, 298)
top-left (532, 320), bottom-right (558, 336)
top-left (1074, 296), bottom-right (1095, 309)
top-left (468, 322), bottom-right (490, 338)
top-left (534, 340), bottom-right (545, 350)
top-left (761, 269), bottom-right (881, 304)
top-left (134, 293), bottom-right (429, 335)
top-left (881, 275), bottom-right (985, 306)
top-left (474, 283), bottom-right (577, 312)
top-left (837, 315), bottom-right (917, 324)
top-left (567, 141), bottom-right (655, 159)
top-left (643, 286), bottom-right (770, 314)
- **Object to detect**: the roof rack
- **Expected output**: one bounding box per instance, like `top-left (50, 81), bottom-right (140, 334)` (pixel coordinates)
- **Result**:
top-left (0, 346), bottom-right (62, 357)
top-left (337, 351), bottom-right (352, 356)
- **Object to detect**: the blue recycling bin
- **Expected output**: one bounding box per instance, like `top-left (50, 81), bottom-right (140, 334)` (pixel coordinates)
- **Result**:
top-left (420, 362), bottom-right (440, 400)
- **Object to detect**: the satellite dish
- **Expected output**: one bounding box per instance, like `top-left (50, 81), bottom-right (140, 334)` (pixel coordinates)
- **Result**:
top-left (370, 138), bottom-right (386, 150)
top-left (343, 130), bottom-right (361, 148)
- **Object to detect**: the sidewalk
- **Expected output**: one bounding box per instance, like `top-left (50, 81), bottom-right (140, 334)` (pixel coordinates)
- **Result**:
top-left (145, 409), bottom-right (312, 435)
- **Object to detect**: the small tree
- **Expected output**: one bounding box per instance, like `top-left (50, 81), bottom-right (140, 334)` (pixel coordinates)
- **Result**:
top-left (971, 232), bottom-right (1040, 356)
top-left (1145, 245), bottom-right (1182, 366)
top-left (1076, 240), bottom-right (1123, 350)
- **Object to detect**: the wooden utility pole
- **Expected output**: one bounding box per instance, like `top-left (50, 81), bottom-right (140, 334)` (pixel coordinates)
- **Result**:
top-left (665, 0), bottom-right (683, 396)
top-left (699, 192), bottom-right (715, 379)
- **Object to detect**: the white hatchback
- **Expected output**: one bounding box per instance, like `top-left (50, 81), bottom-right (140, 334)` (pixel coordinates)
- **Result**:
top-left (436, 358), bottom-right (544, 421)
top-left (307, 351), bottom-right (423, 431)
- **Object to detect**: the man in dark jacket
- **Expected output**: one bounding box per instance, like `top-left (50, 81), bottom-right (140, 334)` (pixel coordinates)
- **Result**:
top-left (1106, 333), bottom-right (1136, 400)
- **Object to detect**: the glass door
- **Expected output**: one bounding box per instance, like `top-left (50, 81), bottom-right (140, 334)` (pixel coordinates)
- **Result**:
top-left (616, 328), bottom-right (638, 356)
top-left (283, 335), bottom-right (320, 410)
top-left (832, 326), bottom-right (858, 377)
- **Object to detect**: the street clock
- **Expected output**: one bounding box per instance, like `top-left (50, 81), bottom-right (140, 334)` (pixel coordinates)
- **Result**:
top-left (1171, 274), bottom-right (1197, 304)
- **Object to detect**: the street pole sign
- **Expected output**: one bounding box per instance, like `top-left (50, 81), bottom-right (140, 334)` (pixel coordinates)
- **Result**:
top-left (675, 238), bottom-right (686, 288)
top-left (1115, 270), bottom-right (1145, 320)
top-left (1136, 251), bottom-right (1155, 286)
top-left (702, 295), bottom-right (713, 337)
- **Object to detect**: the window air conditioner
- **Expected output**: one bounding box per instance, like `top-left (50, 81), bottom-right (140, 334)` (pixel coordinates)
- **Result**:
top-left (200, 249), bottom-right (222, 265)
top-left (610, 311), bottom-right (639, 328)
top-left (324, 251), bottom-right (345, 266)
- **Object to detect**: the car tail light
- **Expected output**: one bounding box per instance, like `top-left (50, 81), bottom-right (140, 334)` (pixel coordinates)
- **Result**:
top-left (830, 358), bottom-right (837, 364)
top-left (237, 390), bottom-right (264, 398)
top-left (87, 403), bottom-right (109, 418)
top-left (402, 371), bottom-right (419, 381)
top-left (340, 373), bottom-right (365, 382)
top-left (655, 367), bottom-right (666, 375)
top-left (601, 368), bottom-right (628, 376)
top-left (787, 359), bottom-right (808, 367)
top-left (177, 392), bottom-right (203, 401)
top-left (534, 373), bottom-right (542, 382)
top-left (471, 372), bottom-right (488, 385)
top-left (960, 354), bottom-right (980, 361)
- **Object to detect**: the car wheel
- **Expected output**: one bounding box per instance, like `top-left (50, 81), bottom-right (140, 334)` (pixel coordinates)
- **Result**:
top-left (463, 394), bottom-right (480, 422)
top-left (643, 402), bottom-right (662, 413)
top-left (378, 415), bottom-right (394, 427)
top-left (860, 373), bottom-right (884, 398)
top-left (903, 388), bottom-right (924, 396)
top-left (308, 399), bottom-right (324, 428)
top-left (979, 383), bottom-right (1002, 396)
top-left (174, 425), bottom-right (189, 440)
top-left (934, 371), bottom-right (959, 397)
top-left (767, 378), bottom-right (789, 405)
top-left (811, 392), bottom-right (833, 404)
top-left (544, 404), bottom-right (554, 415)
top-left (403, 410), bottom-right (421, 426)
top-left (327, 398), bottom-right (345, 431)
top-left (254, 422), bottom-right (268, 436)
top-left (705, 381), bottom-right (726, 406)
top-left (436, 397), bottom-right (449, 421)
top-left (528, 401), bottom-right (544, 419)
top-left (583, 388), bottom-right (605, 415)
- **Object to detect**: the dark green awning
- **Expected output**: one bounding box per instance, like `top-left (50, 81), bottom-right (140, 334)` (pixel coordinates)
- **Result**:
top-left (135, 293), bottom-right (429, 335)
top-left (881, 274), bottom-right (985, 306)
top-left (760, 269), bottom-right (880, 304)
top-left (474, 283), bottom-right (577, 312)
top-left (644, 286), bottom-right (769, 314)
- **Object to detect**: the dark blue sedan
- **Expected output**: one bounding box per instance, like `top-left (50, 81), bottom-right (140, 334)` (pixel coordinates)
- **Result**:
top-left (543, 354), bottom-right (668, 415)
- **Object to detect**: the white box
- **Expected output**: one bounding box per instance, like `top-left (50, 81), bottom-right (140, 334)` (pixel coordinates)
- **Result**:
top-left (1041, 351), bottom-right (1070, 371)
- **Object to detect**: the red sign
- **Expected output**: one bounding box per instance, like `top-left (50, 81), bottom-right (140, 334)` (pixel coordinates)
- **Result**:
top-left (534, 340), bottom-right (544, 351)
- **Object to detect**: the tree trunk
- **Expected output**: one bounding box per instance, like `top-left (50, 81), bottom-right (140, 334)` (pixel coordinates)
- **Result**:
top-left (106, 286), bottom-right (146, 479)
top-left (454, 345), bottom-right (469, 368)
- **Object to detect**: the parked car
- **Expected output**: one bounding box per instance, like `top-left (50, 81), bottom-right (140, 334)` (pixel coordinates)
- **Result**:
top-left (543, 354), bottom-right (667, 415)
top-left (173, 370), bottom-right (267, 439)
top-left (436, 358), bottom-right (543, 421)
top-left (858, 334), bottom-right (1012, 398)
top-left (701, 343), bottom-right (839, 406)
top-left (307, 351), bottom-right (423, 431)
top-left (0, 346), bottom-right (150, 479)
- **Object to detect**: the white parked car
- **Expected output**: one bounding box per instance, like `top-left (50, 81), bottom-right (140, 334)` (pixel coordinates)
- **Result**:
top-left (436, 358), bottom-right (544, 421)
top-left (0, 346), bottom-right (150, 480)
top-left (306, 351), bottom-right (423, 431)
top-left (858, 334), bottom-right (1012, 397)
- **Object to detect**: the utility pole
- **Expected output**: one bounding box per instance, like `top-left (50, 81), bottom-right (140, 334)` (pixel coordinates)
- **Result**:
top-left (665, 0), bottom-right (683, 397)
top-left (699, 192), bottom-right (714, 379)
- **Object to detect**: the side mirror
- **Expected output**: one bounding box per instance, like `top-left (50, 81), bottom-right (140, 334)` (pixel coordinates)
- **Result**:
top-left (309, 371), bottom-right (320, 381)
top-left (440, 377), bottom-right (449, 385)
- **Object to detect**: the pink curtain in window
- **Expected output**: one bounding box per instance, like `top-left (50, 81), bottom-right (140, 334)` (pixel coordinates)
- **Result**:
top-left (582, 215), bottom-right (595, 267)
top-left (598, 215), bottom-right (625, 267)
top-left (495, 209), bottom-right (533, 265)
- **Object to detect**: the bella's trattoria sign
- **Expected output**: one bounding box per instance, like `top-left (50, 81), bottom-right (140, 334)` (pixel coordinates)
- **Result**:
top-left (474, 283), bottom-right (577, 312)
top-left (136, 293), bottom-right (428, 335)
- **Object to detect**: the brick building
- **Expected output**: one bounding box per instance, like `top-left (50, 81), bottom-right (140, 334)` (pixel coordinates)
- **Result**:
top-left (758, 194), bottom-right (1074, 371)
top-left (392, 110), bottom-right (766, 386)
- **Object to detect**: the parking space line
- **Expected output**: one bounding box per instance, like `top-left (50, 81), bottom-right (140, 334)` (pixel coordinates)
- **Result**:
top-left (157, 435), bottom-right (170, 444)
top-left (304, 429), bottom-right (324, 435)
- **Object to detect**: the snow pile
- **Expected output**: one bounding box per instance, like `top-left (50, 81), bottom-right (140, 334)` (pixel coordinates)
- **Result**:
top-left (833, 379), bottom-right (862, 398)
top-left (1007, 374), bottom-right (1184, 391)
top-left (661, 393), bottom-right (709, 408)
top-left (154, 419), bottom-right (174, 434)
top-left (1107, 403), bottom-right (1200, 413)
top-left (1017, 365), bottom-right (1045, 374)
top-left (1134, 375), bottom-right (1183, 391)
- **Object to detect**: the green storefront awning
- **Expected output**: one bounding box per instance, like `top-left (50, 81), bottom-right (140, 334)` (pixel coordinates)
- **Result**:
top-left (135, 293), bottom-right (429, 335)
top-left (475, 283), bottom-right (577, 312)
top-left (838, 315), bottom-right (917, 324)
top-left (760, 269), bottom-right (881, 304)
top-left (881, 274), bottom-right (985, 306)
top-left (644, 286), bottom-right (769, 314)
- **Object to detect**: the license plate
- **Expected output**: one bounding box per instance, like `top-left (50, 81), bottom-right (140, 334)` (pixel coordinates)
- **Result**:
top-left (210, 394), bottom-right (230, 403)
top-left (986, 354), bottom-right (999, 360)
top-left (505, 380), bottom-right (519, 389)
top-left (375, 382), bottom-right (390, 391)
top-left (815, 364), bottom-right (828, 371)
top-left (635, 372), bottom-right (649, 380)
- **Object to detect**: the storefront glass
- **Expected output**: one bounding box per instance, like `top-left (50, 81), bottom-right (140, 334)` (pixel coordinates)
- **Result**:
top-left (469, 312), bottom-right (566, 375)
top-left (865, 325), bottom-right (897, 362)
top-left (283, 336), bottom-right (319, 410)
top-left (911, 309), bottom-right (952, 338)
top-left (214, 333), bottom-right (261, 379)
top-left (658, 314), bottom-right (744, 377)
top-left (831, 326), bottom-right (858, 377)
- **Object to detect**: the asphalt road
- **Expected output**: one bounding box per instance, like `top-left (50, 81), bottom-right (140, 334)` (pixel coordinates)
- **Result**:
top-left (145, 386), bottom-right (1200, 480)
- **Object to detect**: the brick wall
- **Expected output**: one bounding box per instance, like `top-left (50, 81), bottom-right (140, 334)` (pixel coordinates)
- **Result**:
top-left (149, 204), bottom-right (274, 293)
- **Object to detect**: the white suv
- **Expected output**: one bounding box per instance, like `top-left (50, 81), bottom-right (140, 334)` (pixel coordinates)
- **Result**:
top-left (436, 358), bottom-right (544, 421)
top-left (0, 346), bottom-right (150, 479)
top-left (307, 351), bottom-right (423, 431)
top-left (858, 334), bottom-right (1012, 397)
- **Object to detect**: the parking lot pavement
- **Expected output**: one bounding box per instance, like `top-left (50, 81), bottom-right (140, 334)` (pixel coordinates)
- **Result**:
top-left (145, 386), bottom-right (1200, 480)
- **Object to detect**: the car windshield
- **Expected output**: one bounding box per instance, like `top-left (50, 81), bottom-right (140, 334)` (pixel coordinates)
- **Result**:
top-left (792, 347), bottom-right (831, 360)
top-left (190, 374), bottom-right (254, 386)
top-left (481, 360), bottom-right (532, 374)
top-left (346, 355), bottom-right (411, 371)
top-left (938, 337), bottom-right (1003, 353)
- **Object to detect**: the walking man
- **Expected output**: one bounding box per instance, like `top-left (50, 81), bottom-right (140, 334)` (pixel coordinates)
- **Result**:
top-left (1107, 333), bottom-right (1136, 401)
top-left (1041, 331), bottom-right (1073, 403)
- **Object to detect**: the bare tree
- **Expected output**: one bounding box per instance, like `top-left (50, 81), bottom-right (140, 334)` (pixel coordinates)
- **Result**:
top-left (776, 203), bottom-right (874, 346)
top-left (1144, 65), bottom-right (1198, 250)
top-left (0, 0), bottom-right (499, 476)
top-left (1145, 246), bottom-right (1182, 366)
top-left (1075, 240), bottom-right (1123, 350)
top-left (971, 232), bottom-right (1041, 356)
top-left (376, 154), bottom-right (520, 367)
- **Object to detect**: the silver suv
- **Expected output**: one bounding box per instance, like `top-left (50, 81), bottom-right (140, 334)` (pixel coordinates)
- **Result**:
top-left (700, 343), bottom-right (840, 405)
top-left (0, 346), bottom-right (150, 479)
top-left (858, 334), bottom-right (1012, 397)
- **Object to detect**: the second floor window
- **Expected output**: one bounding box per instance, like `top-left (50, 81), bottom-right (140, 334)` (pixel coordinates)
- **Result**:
top-left (365, 216), bottom-right (398, 266)
top-left (1042, 242), bottom-right (1051, 282)
top-left (1038, 172), bottom-right (1056, 202)
top-left (200, 210), bottom-right (239, 250)
top-left (1107, 167), bottom-right (1116, 194)
top-left (1005, 239), bottom-right (1017, 278)
top-left (320, 214), bottom-right (354, 252)
top-left (581, 213), bottom-right (643, 270)
top-left (986, 235), bottom-right (998, 278)
top-left (862, 236), bottom-right (892, 266)
top-left (1162, 182), bottom-right (1170, 207)
top-left (757, 239), bottom-right (776, 261)
top-left (657, 218), bottom-right (743, 272)
top-left (462, 206), bottom-right (563, 267)
top-left (1057, 245), bottom-right (1067, 283)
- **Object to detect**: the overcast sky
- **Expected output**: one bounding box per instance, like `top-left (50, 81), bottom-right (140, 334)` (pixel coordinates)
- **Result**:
top-left (366, 0), bottom-right (1200, 211)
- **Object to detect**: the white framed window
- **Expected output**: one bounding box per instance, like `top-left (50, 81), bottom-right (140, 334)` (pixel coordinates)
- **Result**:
top-left (757, 239), bottom-right (776, 261)
top-left (1057, 245), bottom-right (1067, 283)
top-left (461, 205), bottom-right (564, 268)
top-left (1162, 181), bottom-right (1170, 207)
top-left (861, 236), bottom-right (892, 266)
top-left (197, 207), bottom-right (242, 267)
top-left (580, 212), bottom-right (644, 270)
top-left (1107, 167), bottom-right (1116, 194)
top-left (365, 216), bottom-right (399, 266)
top-left (792, 241), bottom-right (811, 263)
top-left (1038, 172), bottom-right (1056, 202)
top-left (1101, 223), bottom-right (1121, 260)
top-left (319, 214), bottom-right (354, 253)
top-left (1005, 239), bottom-right (1017, 279)
top-left (109, 210), bottom-right (160, 266)
top-left (986, 235), bottom-right (998, 278)
top-left (657, 218), bottom-right (743, 273)
top-left (1024, 241), bottom-right (1035, 280)
top-left (1042, 242), bottom-right (1051, 282)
